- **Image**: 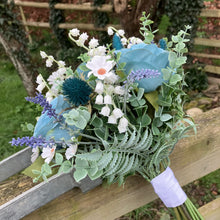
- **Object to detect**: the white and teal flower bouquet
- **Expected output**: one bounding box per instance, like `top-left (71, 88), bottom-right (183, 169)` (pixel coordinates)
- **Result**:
top-left (11, 13), bottom-right (204, 220)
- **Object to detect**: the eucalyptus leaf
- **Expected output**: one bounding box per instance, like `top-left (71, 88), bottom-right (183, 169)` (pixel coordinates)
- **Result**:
top-left (160, 114), bottom-right (172, 122)
top-left (74, 169), bottom-right (88, 182)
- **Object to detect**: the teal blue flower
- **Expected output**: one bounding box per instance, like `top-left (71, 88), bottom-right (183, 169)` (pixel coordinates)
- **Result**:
top-left (34, 95), bottom-right (77, 142)
top-left (115, 43), bottom-right (169, 93)
top-left (62, 78), bottom-right (92, 106)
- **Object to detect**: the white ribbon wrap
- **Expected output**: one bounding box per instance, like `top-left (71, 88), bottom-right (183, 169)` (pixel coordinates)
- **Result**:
top-left (150, 167), bottom-right (187, 207)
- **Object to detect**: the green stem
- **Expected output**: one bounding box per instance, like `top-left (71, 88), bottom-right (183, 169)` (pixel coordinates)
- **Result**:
top-left (177, 206), bottom-right (189, 220)
top-left (185, 199), bottom-right (199, 220)
top-left (173, 207), bottom-right (182, 220)
top-left (186, 199), bottom-right (204, 220)
top-left (181, 204), bottom-right (193, 220)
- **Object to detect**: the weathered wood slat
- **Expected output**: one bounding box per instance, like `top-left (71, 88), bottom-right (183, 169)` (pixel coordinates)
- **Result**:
top-left (198, 198), bottom-right (220, 220)
top-left (22, 107), bottom-right (220, 220)
top-left (13, 0), bottom-right (113, 12)
top-left (204, 65), bottom-right (220, 75)
top-left (0, 147), bottom-right (32, 182)
top-left (200, 9), bottom-right (220, 18)
top-left (189, 52), bottom-right (220, 60)
top-left (21, 21), bottom-right (121, 31)
top-left (194, 38), bottom-right (220, 47)
top-left (0, 170), bottom-right (102, 220)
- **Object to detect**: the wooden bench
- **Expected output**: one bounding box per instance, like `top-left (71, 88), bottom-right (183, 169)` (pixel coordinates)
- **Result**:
top-left (1, 107), bottom-right (219, 219)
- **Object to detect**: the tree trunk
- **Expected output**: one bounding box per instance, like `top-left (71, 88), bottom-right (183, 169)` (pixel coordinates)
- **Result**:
top-left (0, 1), bottom-right (36, 97)
top-left (0, 35), bottom-right (36, 96)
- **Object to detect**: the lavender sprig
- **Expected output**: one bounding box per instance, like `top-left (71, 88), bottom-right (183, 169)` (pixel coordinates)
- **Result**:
top-left (126, 68), bottom-right (161, 84)
top-left (25, 93), bottom-right (62, 121)
top-left (10, 136), bottom-right (55, 148)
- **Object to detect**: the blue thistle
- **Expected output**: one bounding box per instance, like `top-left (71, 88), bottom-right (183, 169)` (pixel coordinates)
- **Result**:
top-left (159, 39), bottom-right (167, 50)
top-left (62, 78), bottom-right (92, 106)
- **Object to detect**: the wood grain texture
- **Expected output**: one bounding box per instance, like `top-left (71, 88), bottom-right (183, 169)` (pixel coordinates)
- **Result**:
top-left (198, 198), bottom-right (220, 220)
top-left (189, 52), bottom-right (220, 60)
top-left (194, 38), bottom-right (220, 47)
top-left (200, 9), bottom-right (220, 18)
top-left (22, 107), bottom-right (220, 220)
top-left (204, 65), bottom-right (220, 75)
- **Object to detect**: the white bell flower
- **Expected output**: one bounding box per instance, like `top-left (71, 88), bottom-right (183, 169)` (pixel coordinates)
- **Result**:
top-left (95, 81), bottom-right (104, 94)
top-left (65, 144), bottom-right (78, 160)
top-left (40, 51), bottom-right (47, 59)
top-left (70, 28), bottom-right (80, 37)
top-left (95, 94), bottom-right (103, 105)
top-left (31, 147), bottom-right (39, 163)
top-left (114, 86), bottom-right (125, 95)
top-left (104, 95), bottom-right (112, 105)
top-left (107, 27), bottom-right (114, 35)
top-left (118, 117), bottom-right (128, 133)
top-left (89, 38), bottom-right (99, 49)
top-left (108, 115), bottom-right (117, 124)
top-left (112, 108), bottom-right (124, 119)
top-left (100, 106), bottom-right (111, 116)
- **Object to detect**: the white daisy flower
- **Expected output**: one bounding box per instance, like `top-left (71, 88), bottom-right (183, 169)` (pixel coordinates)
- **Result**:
top-left (95, 94), bottom-right (103, 105)
top-left (118, 117), bottom-right (128, 133)
top-left (41, 145), bottom-right (56, 164)
top-left (112, 108), bottom-right (124, 119)
top-left (89, 38), bottom-right (99, 49)
top-left (100, 106), bottom-right (111, 116)
top-left (104, 95), bottom-right (112, 105)
top-left (95, 81), bottom-right (104, 94)
top-left (70, 28), bottom-right (80, 37)
top-left (86, 55), bottom-right (115, 80)
top-left (31, 147), bottom-right (39, 163)
top-left (65, 144), bottom-right (78, 160)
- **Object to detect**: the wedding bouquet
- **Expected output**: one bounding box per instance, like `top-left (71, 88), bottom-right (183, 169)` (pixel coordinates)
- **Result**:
top-left (11, 13), bottom-right (203, 220)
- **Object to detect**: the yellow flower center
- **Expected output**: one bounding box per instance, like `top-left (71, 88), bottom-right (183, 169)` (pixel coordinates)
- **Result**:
top-left (97, 68), bottom-right (106, 75)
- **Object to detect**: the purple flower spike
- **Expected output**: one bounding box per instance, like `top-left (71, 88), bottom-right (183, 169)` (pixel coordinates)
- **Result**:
top-left (10, 136), bottom-right (54, 148)
top-left (127, 69), bottom-right (161, 84)
top-left (25, 93), bottom-right (62, 121)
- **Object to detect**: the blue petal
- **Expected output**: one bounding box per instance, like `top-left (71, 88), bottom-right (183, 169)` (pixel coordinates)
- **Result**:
top-left (34, 95), bottom-right (76, 141)
top-left (113, 34), bottom-right (123, 50)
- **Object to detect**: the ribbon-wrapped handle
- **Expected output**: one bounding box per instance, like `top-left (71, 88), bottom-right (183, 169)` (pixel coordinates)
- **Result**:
top-left (150, 167), bottom-right (187, 208)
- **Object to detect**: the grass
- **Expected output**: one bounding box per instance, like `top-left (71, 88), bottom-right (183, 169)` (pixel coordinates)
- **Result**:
top-left (0, 58), bottom-right (37, 161)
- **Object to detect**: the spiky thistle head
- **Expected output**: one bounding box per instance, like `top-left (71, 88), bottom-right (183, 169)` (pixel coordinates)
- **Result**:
top-left (62, 78), bottom-right (92, 106)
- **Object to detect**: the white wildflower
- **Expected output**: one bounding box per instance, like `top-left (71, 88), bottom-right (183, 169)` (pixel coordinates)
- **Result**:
top-left (70, 28), bottom-right (80, 37)
top-left (40, 51), bottom-right (47, 59)
top-left (95, 81), bottom-right (104, 94)
top-left (106, 85), bottom-right (115, 94)
top-left (118, 29), bottom-right (125, 37)
top-left (89, 38), bottom-right (99, 49)
top-left (88, 46), bottom-right (107, 57)
top-left (95, 94), bottom-right (103, 105)
top-left (36, 75), bottom-right (43, 85)
top-left (121, 38), bottom-right (127, 46)
top-left (104, 71), bottom-right (119, 84)
top-left (114, 86), bottom-right (125, 95)
top-left (118, 117), bottom-right (128, 133)
top-left (104, 95), bottom-right (112, 105)
top-left (112, 108), bottom-right (123, 119)
top-left (46, 91), bottom-right (54, 103)
top-left (57, 67), bottom-right (66, 75)
top-left (58, 60), bottom-right (66, 67)
top-left (86, 55), bottom-right (115, 80)
top-left (108, 115), bottom-right (117, 124)
top-left (107, 27), bottom-right (114, 35)
top-left (100, 106), bottom-right (111, 116)
top-left (31, 147), bottom-right (39, 163)
top-left (65, 144), bottom-right (78, 160)
top-left (41, 145), bottom-right (56, 164)
top-left (36, 83), bottom-right (45, 93)
top-left (79, 32), bottom-right (88, 42)
top-left (46, 55), bottom-right (54, 67)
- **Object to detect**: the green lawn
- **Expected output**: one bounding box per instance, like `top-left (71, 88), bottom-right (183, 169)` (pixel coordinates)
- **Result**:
top-left (0, 58), bottom-right (37, 160)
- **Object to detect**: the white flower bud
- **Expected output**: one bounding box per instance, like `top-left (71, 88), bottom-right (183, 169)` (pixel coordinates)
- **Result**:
top-left (100, 106), bottom-right (110, 116)
top-left (70, 28), bottom-right (80, 37)
top-left (95, 81), bottom-right (104, 94)
top-left (89, 38), bottom-right (99, 49)
top-left (36, 83), bottom-right (45, 93)
top-left (114, 86), bottom-right (125, 95)
top-left (118, 117), bottom-right (128, 133)
top-left (58, 60), bottom-right (66, 67)
top-left (95, 94), bottom-right (103, 104)
top-left (121, 38), bottom-right (127, 46)
top-left (108, 115), bottom-right (117, 124)
top-left (112, 108), bottom-right (123, 119)
top-left (36, 75), bottom-right (43, 84)
top-left (104, 95), bottom-right (112, 105)
top-left (40, 51), bottom-right (47, 59)
top-left (107, 27), bottom-right (114, 35)
top-left (118, 29), bottom-right (125, 36)
top-left (104, 72), bottom-right (119, 84)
